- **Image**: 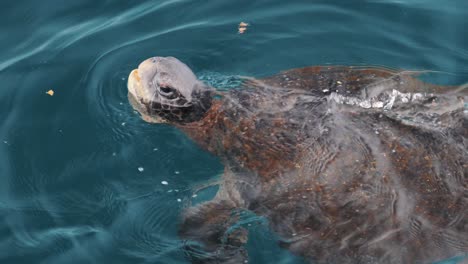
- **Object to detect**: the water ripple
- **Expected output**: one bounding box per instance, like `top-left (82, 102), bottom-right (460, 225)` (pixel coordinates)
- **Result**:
top-left (0, 0), bottom-right (467, 263)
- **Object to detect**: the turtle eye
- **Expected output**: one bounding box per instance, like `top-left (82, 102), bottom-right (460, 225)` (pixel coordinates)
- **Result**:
top-left (159, 86), bottom-right (174, 94)
top-left (159, 86), bottom-right (179, 100)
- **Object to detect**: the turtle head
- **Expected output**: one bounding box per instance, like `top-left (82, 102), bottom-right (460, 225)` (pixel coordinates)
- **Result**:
top-left (127, 56), bottom-right (213, 124)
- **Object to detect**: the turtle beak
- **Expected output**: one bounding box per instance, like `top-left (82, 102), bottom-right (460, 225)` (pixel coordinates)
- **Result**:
top-left (127, 69), bottom-right (167, 124)
top-left (128, 69), bottom-right (145, 101)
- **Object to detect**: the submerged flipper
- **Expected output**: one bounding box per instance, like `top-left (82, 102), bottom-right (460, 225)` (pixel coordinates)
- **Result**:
top-left (179, 200), bottom-right (248, 264)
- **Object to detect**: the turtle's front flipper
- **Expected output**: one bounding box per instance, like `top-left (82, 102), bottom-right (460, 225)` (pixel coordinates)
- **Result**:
top-left (179, 200), bottom-right (248, 264)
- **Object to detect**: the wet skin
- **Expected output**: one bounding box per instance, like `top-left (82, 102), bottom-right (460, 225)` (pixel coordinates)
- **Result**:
top-left (128, 57), bottom-right (467, 264)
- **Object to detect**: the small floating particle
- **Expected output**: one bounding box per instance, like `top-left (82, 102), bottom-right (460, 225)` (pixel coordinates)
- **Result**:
top-left (174, 171), bottom-right (180, 175)
top-left (138, 167), bottom-right (144, 172)
top-left (121, 122), bottom-right (126, 126)
top-left (177, 198), bottom-right (182, 202)
top-left (175, 189), bottom-right (179, 192)
top-left (168, 189), bottom-right (173, 193)
top-left (112, 152), bottom-right (116, 156)
top-left (153, 148), bottom-right (158, 151)
top-left (375, 131), bottom-right (380, 135)
top-left (238, 22), bottom-right (249, 34)
top-left (322, 89), bottom-right (330, 93)
top-left (46, 90), bottom-right (54, 96)
top-left (121, 77), bottom-right (126, 81)
top-left (337, 81), bottom-right (343, 85)
top-left (161, 181), bottom-right (168, 185)
top-left (3, 140), bottom-right (8, 144)
top-left (119, 102), bottom-right (123, 105)
top-left (192, 194), bottom-right (198, 198)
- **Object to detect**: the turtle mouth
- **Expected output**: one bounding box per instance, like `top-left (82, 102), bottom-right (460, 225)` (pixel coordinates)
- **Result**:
top-left (127, 69), bottom-right (142, 99)
top-left (127, 69), bottom-right (168, 123)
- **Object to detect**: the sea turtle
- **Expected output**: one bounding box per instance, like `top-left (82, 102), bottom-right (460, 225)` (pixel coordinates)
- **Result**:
top-left (127, 56), bottom-right (467, 264)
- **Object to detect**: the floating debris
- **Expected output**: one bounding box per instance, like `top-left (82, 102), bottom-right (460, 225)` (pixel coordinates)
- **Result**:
top-left (138, 167), bottom-right (144, 172)
top-left (238, 22), bottom-right (249, 34)
top-left (121, 122), bottom-right (126, 126)
top-left (177, 198), bottom-right (182, 202)
top-left (46, 90), bottom-right (54, 96)
top-left (161, 181), bottom-right (169, 185)
top-left (175, 171), bottom-right (180, 175)
top-left (192, 194), bottom-right (198, 198)
top-left (153, 148), bottom-right (158, 151)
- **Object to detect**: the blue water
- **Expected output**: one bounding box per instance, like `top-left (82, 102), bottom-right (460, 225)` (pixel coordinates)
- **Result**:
top-left (0, 1), bottom-right (467, 263)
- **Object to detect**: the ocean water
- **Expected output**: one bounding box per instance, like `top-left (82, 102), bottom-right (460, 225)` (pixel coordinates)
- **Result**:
top-left (0, 0), bottom-right (467, 263)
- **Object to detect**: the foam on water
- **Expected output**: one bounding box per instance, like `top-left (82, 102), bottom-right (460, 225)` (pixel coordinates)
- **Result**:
top-left (329, 89), bottom-right (430, 109)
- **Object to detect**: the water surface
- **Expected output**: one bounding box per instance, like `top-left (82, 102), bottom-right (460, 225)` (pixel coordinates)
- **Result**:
top-left (0, 0), bottom-right (467, 263)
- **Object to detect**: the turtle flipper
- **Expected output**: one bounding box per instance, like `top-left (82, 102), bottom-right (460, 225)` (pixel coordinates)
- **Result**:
top-left (179, 200), bottom-right (248, 264)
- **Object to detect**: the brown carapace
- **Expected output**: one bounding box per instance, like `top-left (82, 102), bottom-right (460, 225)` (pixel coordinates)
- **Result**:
top-left (128, 57), bottom-right (467, 264)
